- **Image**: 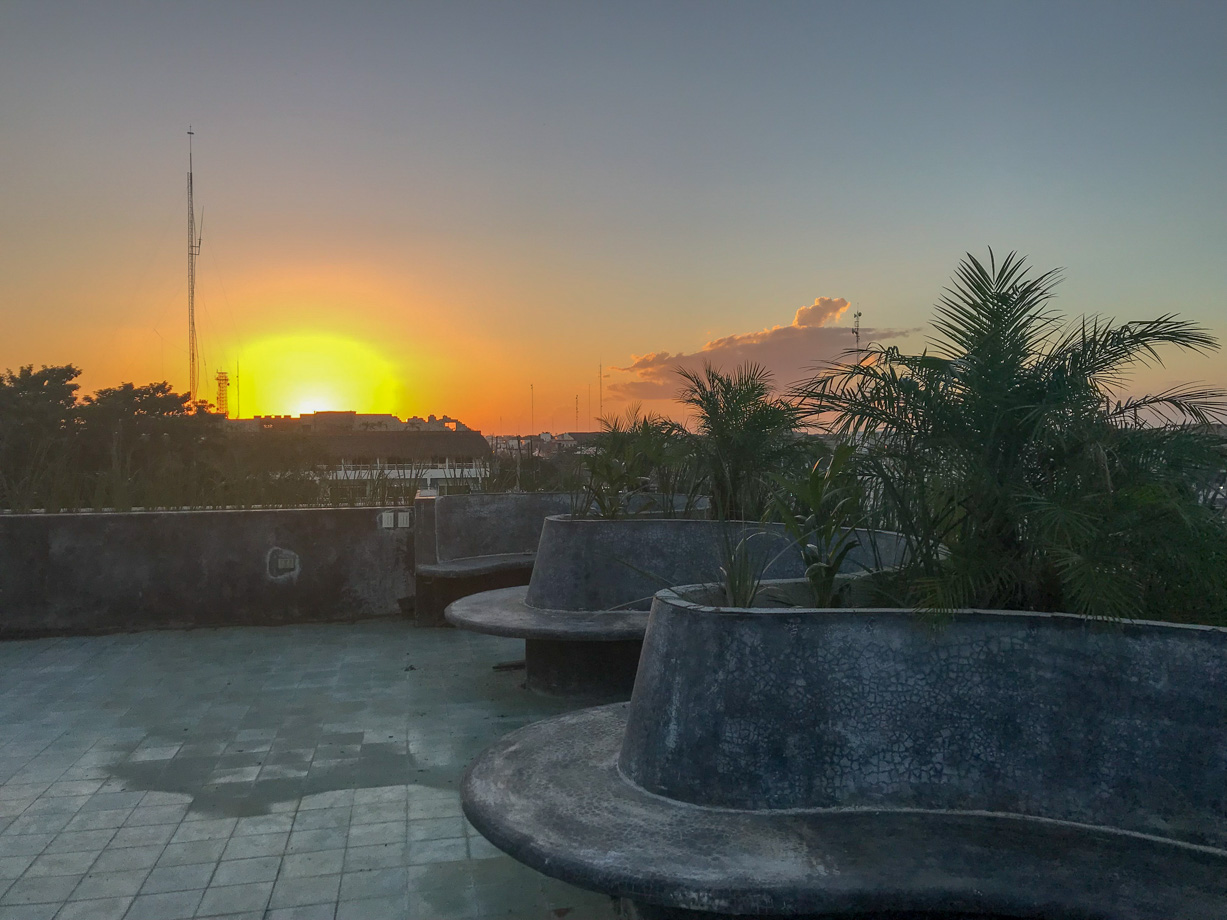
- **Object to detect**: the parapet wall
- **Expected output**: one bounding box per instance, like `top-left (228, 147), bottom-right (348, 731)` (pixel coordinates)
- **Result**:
top-left (0, 507), bottom-right (414, 637)
top-left (432, 493), bottom-right (573, 563)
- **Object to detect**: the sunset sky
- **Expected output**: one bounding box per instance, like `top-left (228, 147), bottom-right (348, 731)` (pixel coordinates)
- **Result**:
top-left (2, 2), bottom-right (1224, 434)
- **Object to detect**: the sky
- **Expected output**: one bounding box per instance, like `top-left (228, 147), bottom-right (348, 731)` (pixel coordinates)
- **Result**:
top-left (1, 1), bottom-right (1224, 434)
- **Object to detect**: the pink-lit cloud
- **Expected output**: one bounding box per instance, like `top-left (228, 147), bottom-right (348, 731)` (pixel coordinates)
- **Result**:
top-left (610, 297), bottom-right (910, 399)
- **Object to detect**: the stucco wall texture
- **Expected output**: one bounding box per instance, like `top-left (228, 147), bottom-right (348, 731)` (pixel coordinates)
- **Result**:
top-left (0, 508), bottom-right (413, 637)
top-left (624, 594), bottom-right (1227, 848)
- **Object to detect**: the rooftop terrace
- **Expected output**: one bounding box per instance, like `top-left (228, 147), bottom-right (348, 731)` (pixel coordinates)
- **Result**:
top-left (0, 621), bottom-right (622, 920)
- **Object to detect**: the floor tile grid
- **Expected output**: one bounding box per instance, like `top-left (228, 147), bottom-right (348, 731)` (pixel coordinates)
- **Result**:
top-left (0, 623), bottom-right (619, 920)
top-left (0, 792), bottom-right (551, 917)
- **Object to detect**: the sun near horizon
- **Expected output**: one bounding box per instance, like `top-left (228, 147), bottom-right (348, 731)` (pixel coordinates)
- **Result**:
top-left (234, 333), bottom-right (406, 419)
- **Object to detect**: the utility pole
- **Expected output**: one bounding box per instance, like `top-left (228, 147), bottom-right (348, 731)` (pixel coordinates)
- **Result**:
top-left (187, 128), bottom-right (202, 403)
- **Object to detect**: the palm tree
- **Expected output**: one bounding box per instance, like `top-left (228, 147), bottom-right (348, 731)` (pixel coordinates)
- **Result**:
top-left (581, 405), bottom-right (668, 517)
top-left (795, 250), bottom-right (1227, 621)
top-left (675, 362), bottom-right (801, 521)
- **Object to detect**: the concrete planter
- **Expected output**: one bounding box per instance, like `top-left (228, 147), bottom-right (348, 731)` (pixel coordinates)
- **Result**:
top-left (449, 517), bottom-right (906, 698)
top-left (412, 492), bottom-right (573, 627)
top-left (463, 584), bottom-right (1227, 918)
top-left (0, 507), bottom-right (413, 637)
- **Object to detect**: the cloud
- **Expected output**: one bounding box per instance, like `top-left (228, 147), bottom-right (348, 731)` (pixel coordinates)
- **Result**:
top-left (793, 296), bottom-right (851, 328)
top-left (610, 297), bottom-right (908, 400)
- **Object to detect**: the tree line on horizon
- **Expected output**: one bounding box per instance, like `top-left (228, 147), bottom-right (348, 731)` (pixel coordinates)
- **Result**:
top-left (0, 365), bottom-right (350, 511)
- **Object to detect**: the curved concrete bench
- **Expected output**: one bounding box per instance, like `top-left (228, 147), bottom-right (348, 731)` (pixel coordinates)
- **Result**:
top-left (413, 492), bottom-right (572, 626)
top-left (447, 516), bottom-right (907, 697)
top-left (464, 587), bottom-right (1227, 919)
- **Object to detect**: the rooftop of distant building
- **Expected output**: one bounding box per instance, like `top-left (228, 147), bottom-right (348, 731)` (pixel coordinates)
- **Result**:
top-left (237, 411), bottom-right (474, 434)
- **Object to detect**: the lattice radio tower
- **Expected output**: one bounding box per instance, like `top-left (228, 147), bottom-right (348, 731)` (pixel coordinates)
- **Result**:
top-left (187, 128), bottom-right (203, 403)
top-left (215, 371), bottom-right (230, 417)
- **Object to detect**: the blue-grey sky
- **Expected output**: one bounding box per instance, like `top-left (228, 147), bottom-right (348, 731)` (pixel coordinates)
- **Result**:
top-left (2, 1), bottom-right (1223, 430)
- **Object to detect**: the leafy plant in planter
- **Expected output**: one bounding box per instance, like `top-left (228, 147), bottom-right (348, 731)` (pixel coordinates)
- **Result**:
top-left (664, 362), bottom-right (809, 605)
top-left (673, 362), bottom-right (802, 521)
top-left (575, 405), bottom-right (702, 518)
top-left (796, 249), bottom-right (1227, 622)
top-left (772, 440), bottom-right (867, 607)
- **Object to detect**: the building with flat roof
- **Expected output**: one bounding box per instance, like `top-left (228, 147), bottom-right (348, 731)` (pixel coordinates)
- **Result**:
top-left (233, 412), bottom-right (490, 496)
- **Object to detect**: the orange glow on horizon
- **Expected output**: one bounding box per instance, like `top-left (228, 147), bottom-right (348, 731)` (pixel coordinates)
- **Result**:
top-left (235, 333), bottom-right (406, 418)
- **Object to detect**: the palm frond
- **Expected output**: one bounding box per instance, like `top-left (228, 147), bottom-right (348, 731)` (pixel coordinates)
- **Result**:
top-left (1039, 314), bottom-right (1220, 396)
top-left (791, 248), bottom-right (1227, 620)
top-left (1109, 384), bottom-right (1227, 427)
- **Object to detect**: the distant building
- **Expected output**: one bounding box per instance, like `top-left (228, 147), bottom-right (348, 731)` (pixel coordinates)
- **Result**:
top-left (247, 411), bottom-right (475, 435)
top-left (237, 411), bottom-right (489, 495)
top-left (313, 430), bottom-right (490, 465)
top-left (404, 414), bottom-right (471, 432)
top-left (553, 431), bottom-right (602, 454)
top-left (488, 431), bottom-right (602, 458)
top-left (304, 410), bottom-right (397, 432)
top-left (489, 434), bottom-right (541, 456)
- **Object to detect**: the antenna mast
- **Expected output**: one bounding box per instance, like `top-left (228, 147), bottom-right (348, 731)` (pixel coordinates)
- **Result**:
top-left (853, 308), bottom-right (863, 359)
top-left (187, 128), bottom-right (202, 403)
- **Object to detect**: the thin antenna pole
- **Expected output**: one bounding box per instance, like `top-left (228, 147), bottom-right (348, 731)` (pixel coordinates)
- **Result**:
top-left (187, 127), bottom-right (201, 403)
top-left (575, 395), bottom-right (578, 431)
top-left (530, 383), bottom-right (534, 434)
top-left (853, 308), bottom-right (863, 360)
top-left (598, 364), bottom-right (602, 418)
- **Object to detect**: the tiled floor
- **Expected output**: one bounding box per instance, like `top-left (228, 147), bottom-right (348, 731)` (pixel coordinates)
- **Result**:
top-left (0, 621), bottom-right (624, 919)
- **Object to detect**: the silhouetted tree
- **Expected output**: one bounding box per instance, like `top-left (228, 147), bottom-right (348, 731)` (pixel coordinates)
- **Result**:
top-left (0, 364), bottom-right (82, 509)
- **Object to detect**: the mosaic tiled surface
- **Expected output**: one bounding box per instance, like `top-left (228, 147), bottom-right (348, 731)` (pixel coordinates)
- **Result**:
top-left (0, 622), bottom-right (623, 919)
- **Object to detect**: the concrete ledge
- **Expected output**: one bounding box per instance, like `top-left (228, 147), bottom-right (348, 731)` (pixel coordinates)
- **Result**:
top-left (463, 705), bottom-right (1227, 919)
top-left (414, 568), bottom-right (534, 629)
top-left (446, 587), bottom-right (649, 641)
top-left (417, 553), bottom-right (537, 579)
top-left (447, 587), bottom-right (648, 697)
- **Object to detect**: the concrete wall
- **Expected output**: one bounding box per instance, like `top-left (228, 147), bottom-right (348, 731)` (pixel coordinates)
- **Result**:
top-left (525, 517), bottom-right (908, 612)
top-left (623, 591), bottom-right (1227, 848)
top-left (413, 496), bottom-right (438, 566)
top-left (0, 507), bottom-right (414, 637)
top-left (431, 493), bottom-right (572, 563)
